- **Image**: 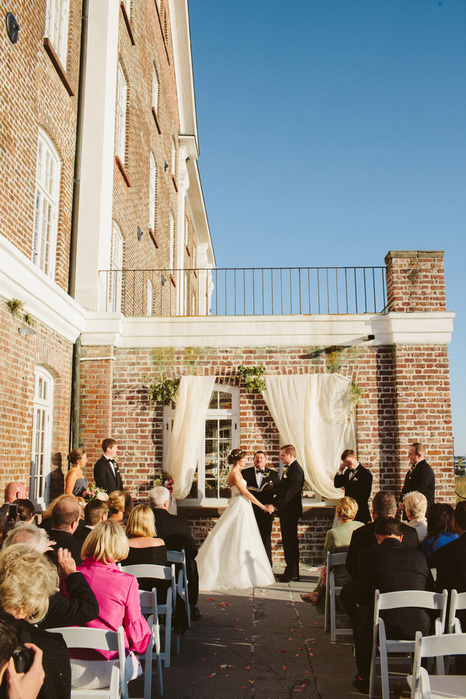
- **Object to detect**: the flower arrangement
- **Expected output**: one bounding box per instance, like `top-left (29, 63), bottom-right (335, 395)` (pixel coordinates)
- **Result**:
top-left (154, 471), bottom-right (174, 493)
top-left (148, 378), bottom-right (180, 405)
top-left (83, 484), bottom-right (109, 502)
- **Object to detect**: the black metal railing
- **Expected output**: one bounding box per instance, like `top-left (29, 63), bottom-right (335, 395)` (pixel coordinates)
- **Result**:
top-left (99, 266), bottom-right (387, 317)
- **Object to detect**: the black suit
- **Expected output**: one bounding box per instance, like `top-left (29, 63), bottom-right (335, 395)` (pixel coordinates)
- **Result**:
top-left (356, 538), bottom-right (433, 678)
top-left (334, 463), bottom-right (373, 523)
top-left (47, 528), bottom-right (83, 566)
top-left (242, 466), bottom-right (280, 563)
top-left (153, 508), bottom-right (199, 606)
top-left (93, 455), bottom-right (123, 493)
top-left (436, 533), bottom-right (466, 672)
top-left (273, 461), bottom-right (304, 578)
top-left (38, 571), bottom-right (99, 629)
top-left (401, 459), bottom-right (435, 507)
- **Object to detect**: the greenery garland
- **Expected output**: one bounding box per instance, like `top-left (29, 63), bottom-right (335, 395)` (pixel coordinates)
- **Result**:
top-left (237, 364), bottom-right (266, 393)
top-left (148, 378), bottom-right (180, 405)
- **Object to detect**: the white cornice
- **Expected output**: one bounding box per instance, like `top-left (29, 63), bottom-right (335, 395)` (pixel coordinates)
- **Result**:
top-left (0, 235), bottom-right (86, 342)
top-left (80, 311), bottom-right (454, 348)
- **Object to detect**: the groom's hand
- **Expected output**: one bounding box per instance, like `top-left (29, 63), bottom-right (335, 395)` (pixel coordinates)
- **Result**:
top-left (264, 504), bottom-right (275, 514)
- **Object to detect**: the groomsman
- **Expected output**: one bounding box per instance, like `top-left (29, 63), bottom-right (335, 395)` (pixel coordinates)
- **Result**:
top-left (268, 445), bottom-right (304, 582)
top-left (242, 451), bottom-right (280, 563)
top-left (334, 449), bottom-right (372, 523)
top-left (94, 438), bottom-right (124, 494)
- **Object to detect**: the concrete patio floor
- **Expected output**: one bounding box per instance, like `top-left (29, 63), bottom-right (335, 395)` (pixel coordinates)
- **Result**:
top-left (130, 568), bottom-right (394, 699)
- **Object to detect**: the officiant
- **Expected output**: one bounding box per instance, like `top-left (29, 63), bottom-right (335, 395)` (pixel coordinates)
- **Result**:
top-left (242, 451), bottom-right (280, 563)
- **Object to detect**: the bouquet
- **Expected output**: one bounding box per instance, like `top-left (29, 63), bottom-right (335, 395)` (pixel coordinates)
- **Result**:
top-left (83, 484), bottom-right (109, 502)
top-left (154, 471), bottom-right (174, 494)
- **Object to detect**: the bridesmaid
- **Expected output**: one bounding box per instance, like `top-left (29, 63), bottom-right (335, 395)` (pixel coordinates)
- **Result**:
top-left (65, 448), bottom-right (89, 498)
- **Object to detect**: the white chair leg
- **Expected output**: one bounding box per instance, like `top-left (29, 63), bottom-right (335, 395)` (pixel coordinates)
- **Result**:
top-left (369, 626), bottom-right (378, 699)
top-left (379, 643), bottom-right (390, 699)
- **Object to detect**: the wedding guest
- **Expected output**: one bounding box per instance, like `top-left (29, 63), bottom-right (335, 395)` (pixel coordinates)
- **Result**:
top-left (107, 491), bottom-right (133, 525)
top-left (270, 445), bottom-right (304, 582)
top-left (65, 448), bottom-right (89, 498)
top-left (93, 438), bottom-right (123, 494)
top-left (421, 502), bottom-right (458, 567)
top-left (121, 504), bottom-right (167, 595)
top-left (73, 499), bottom-right (108, 547)
top-left (0, 483), bottom-right (26, 538)
top-left (149, 486), bottom-right (202, 620)
top-left (72, 520), bottom-right (151, 689)
top-left (13, 498), bottom-right (35, 523)
top-left (301, 496), bottom-right (363, 604)
top-left (47, 499), bottom-right (83, 565)
top-left (0, 609), bottom-right (45, 699)
top-left (334, 449), bottom-right (372, 523)
top-left (403, 491), bottom-right (428, 543)
top-left (40, 494), bottom-right (83, 535)
top-left (242, 450), bottom-right (280, 563)
top-left (0, 544), bottom-right (71, 698)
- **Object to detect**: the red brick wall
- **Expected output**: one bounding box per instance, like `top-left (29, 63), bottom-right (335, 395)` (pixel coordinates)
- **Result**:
top-left (0, 0), bottom-right (82, 291)
top-left (78, 339), bottom-right (455, 564)
top-left (0, 303), bottom-right (73, 498)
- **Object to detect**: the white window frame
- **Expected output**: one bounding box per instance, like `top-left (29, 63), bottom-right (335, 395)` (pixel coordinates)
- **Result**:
top-left (152, 64), bottom-right (159, 113)
top-left (184, 217), bottom-right (189, 247)
top-left (32, 129), bottom-right (61, 278)
top-left (164, 384), bottom-right (239, 507)
top-left (146, 278), bottom-right (153, 316)
top-left (109, 222), bottom-right (123, 312)
top-left (45, 0), bottom-right (69, 68)
top-left (31, 367), bottom-right (54, 506)
top-left (115, 62), bottom-right (128, 164)
top-left (149, 152), bottom-right (156, 232)
top-left (122, 0), bottom-right (131, 18)
top-left (169, 211), bottom-right (175, 271)
top-left (171, 138), bottom-right (177, 177)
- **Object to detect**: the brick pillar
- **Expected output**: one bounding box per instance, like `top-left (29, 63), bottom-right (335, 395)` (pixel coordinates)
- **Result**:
top-left (384, 251), bottom-right (454, 503)
top-left (385, 250), bottom-right (446, 312)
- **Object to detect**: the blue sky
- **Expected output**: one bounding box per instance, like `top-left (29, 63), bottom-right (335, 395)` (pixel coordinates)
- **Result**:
top-left (189, 0), bottom-right (466, 454)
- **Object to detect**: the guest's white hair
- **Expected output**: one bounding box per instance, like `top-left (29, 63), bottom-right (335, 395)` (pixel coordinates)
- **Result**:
top-left (3, 522), bottom-right (49, 553)
top-left (148, 486), bottom-right (170, 509)
top-left (403, 491), bottom-right (428, 520)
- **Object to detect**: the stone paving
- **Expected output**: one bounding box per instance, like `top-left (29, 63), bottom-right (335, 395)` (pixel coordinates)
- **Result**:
top-left (130, 568), bottom-right (371, 699)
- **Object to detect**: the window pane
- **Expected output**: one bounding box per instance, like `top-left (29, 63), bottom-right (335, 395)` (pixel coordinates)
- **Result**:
top-left (208, 391), bottom-right (219, 410)
top-left (205, 420), bottom-right (218, 439)
top-left (218, 391), bottom-right (232, 409)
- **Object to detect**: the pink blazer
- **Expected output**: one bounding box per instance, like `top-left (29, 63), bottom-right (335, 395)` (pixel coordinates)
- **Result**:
top-left (77, 558), bottom-right (151, 660)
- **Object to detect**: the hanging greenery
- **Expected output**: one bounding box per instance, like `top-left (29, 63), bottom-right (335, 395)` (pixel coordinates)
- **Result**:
top-left (237, 364), bottom-right (266, 393)
top-left (348, 381), bottom-right (365, 421)
top-left (6, 298), bottom-right (23, 315)
top-left (148, 377), bottom-right (180, 405)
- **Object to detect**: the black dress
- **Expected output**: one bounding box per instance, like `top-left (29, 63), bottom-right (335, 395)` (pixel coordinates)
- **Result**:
top-left (122, 544), bottom-right (168, 598)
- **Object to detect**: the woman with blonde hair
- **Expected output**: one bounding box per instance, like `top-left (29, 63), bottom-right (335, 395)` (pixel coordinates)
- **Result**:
top-left (123, 504), bottom-right (166, 566)
top-left (72, 520), bottom-right (151, 689)
top-left (107, 490), bottom-right (133, 525)
top-left (65, 448), bottom-right (89, 497)
top-left (301, 496), bottom-right (363, 604)
top-left (0, 544), bottom-right (71, 697)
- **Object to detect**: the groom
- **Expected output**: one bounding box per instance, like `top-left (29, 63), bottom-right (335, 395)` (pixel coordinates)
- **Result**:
top-left (267, 444), bottom-right (304, 582)
top-left (242, 451), bottom-right (280, 563)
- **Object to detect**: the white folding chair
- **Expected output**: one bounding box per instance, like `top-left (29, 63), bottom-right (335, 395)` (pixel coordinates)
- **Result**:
top-left (407, 631), bottom-right (466, 699)
top-left (166, 549), bottom-right (191, 627)
top-left (369, 589), bottom-right (448, 699)
top-left (47, 626), bottom-right (128, 699)
top-left (323, 551), bottom-right (352, 642)
top-left (121, 563), bottom-right (177, 667)
top-left (138, 589), bottom-right (163, 697)
top-left (448, 589), bottom-right (466, 633)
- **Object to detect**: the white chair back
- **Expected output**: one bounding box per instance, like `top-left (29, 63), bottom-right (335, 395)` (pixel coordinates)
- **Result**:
top-left (408, 631), bottom-right (466, 699)
top-left (448, 589), bottom-right (466, 634)
top-left (166, 549), bottom-right (191, 627)
top-left (324, 550), bottom-right (352, 642)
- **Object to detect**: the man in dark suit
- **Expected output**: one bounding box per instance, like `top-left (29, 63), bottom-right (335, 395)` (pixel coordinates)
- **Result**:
top-left (73, 499), bottom-right (108, 547)
top-left (269, 444), bottom-right (304, 582)
top-left (353, 517), bottom-right (433, 692)
top-left (47, 499), bottom-right (83, 565)
top-left (242, 450), bottom-right (280, 563)
top-left (341, 490), bottom-right (419, 648)
top-left (401, 442), bottom-right (435, 508)
top-left (436, 501), bottom-right (466, 672)
top-left (149, 486), bottom-right (201, 620)
top-left (93, 438), bottom-right (124, 494)
top-left (334, 449), bottom-right (372, 523)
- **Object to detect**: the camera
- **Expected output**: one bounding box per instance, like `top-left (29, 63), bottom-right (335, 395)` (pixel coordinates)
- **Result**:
top-left (12, 646), bottom-right (34, 673)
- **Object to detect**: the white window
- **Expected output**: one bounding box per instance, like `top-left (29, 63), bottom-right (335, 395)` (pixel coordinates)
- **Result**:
top-left (32, 129), bottom-right (61, 277)
top-left (109, 222), bottom-right (123, 312)
top-left (149, 152), bottom-right (157, 231)
top-left (31, 367), bottom-right (54, 506)
top-left (115, 62), bottom-right (127, 164)
top-left (45, 0), bottom-right (69, 68)
top-left (169, 212), bottom-right (175, 271)
top-left (184, 217), bottom-right (189, 247)
top-left (152, 64), bottom-right (159, 113)
top-left (146, 278), bottom-right (153, 316)
top-left (163, 384), bottom-right (239, 504)
top-left (171, 138), bottom-right (177, 176)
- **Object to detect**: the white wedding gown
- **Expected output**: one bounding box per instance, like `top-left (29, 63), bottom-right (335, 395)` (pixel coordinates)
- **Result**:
top-left (197, 480), bottom-right (276, 591)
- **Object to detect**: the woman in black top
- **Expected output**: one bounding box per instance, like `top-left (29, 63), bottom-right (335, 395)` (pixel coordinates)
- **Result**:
top-left (122, 505), bottom-right (167, 594)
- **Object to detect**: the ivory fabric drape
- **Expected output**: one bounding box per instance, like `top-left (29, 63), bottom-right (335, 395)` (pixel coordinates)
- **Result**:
top-left (262, 374), bottom-right (356, 500)
top-left (166, 375), bottom-right (216, 500)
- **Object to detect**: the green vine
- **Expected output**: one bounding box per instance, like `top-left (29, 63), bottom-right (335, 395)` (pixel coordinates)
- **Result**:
top-left (348, 382), bottom-right (365, 421)
top-left (237, 364), bottom-right (266, 393)
top-left (6, 298), bottom-right (23, 315)
top-left (148, 378), bottom-right (180, 405)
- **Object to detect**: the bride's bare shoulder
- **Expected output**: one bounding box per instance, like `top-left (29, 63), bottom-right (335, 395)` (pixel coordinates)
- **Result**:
top-left (228, 470), bottom-right (240, 487)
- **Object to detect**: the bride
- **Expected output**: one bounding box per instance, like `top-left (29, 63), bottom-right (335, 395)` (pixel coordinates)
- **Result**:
top-left (197, 448), bottom-right (276, 591)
